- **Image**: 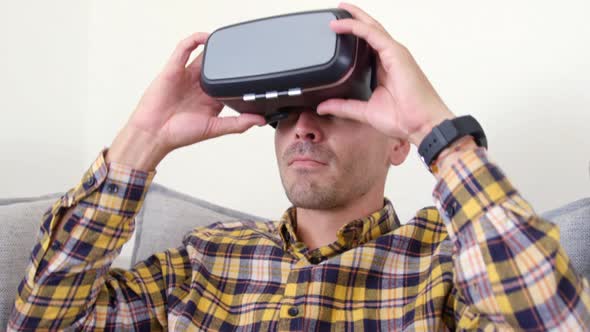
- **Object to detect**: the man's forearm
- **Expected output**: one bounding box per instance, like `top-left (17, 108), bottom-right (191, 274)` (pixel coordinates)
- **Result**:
top-left (48, 207), bottom-right (75, 244)
top-left (106, 124), bottom-right (168, 172)
top-left (9, 145), bottom-right (156, 330)
top-left (47, 125), bottom-right (164, 245)
top-left (432, 147), bottom-right (590, 329)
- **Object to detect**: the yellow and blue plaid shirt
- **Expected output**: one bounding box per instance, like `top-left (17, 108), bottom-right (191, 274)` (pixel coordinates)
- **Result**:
top-left (8, 147), bottom-right (590, 331)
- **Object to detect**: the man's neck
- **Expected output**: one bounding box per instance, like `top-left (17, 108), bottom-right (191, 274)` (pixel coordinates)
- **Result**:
top-left (295, 189), bottom-right (385, 251)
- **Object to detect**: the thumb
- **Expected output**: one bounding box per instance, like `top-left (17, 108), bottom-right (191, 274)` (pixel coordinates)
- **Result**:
top-left (317, 98), bottom-right (369, 124)
top-left (207, 113), bottom-right (266, 138)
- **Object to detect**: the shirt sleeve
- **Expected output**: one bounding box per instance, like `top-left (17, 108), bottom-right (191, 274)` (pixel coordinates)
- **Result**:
top-left (434, 147), bottom-right (590, 330)
top-left (8, 148), bottom-right (192, 331)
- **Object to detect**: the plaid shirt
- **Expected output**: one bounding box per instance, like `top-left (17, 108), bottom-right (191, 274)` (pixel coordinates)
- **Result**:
top-left (9, 147), bottom-right (590, 331)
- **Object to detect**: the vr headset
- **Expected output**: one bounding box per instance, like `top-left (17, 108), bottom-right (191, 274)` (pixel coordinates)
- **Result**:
top-left (200, 8), bottom-right (377, 126)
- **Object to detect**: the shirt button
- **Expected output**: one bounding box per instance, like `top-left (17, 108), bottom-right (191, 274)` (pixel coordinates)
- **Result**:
top-left (309, 256), bottom-right (324, 264)
top-left (446, 201), bottom-right (457, 217)
top-left (446, 206), bottom-right (454, 217)
top-left (85, 175), bottom-right (95, 187)
top-left (288, 307), bottom-right (299, 317)
top-left (107, 183), bottom-right (119, 193)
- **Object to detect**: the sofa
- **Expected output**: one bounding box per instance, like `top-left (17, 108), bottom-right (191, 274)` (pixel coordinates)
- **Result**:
top-left (1, 183), bottom-right (588, 330)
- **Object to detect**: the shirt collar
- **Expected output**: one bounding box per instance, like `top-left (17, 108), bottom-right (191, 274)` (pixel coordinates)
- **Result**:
top-left (278, 198), bottom-right (401, 253)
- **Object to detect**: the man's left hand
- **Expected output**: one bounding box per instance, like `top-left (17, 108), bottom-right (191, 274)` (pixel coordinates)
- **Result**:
top-left (317, 2), bottom-right (455, 147)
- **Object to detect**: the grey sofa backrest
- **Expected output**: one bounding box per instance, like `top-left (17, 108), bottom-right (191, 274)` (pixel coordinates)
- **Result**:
top-left (130, 183), bottom-right (267, 264)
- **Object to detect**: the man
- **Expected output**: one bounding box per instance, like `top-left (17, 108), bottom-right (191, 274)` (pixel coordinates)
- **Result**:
top-left (9, 3), bottom-right (589, 331)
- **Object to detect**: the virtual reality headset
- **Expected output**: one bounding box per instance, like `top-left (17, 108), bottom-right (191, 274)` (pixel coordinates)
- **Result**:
top-left (200, 8), bottom-right (377, 126)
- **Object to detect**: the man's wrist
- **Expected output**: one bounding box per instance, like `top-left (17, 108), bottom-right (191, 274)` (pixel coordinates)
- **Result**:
top-left (408, 112), bottom-right (456, 147)
top-left (105, 125), bottom-right (168, 172)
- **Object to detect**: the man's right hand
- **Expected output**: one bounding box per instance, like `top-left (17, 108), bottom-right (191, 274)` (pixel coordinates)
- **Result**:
top-left (106, 32), bottom-right (266, 171)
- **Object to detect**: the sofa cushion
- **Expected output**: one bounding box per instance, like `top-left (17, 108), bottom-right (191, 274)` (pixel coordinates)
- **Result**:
top-left (0, 192), bottom-right (63, 331)
top-left (540, 197), bottom-right (590, 281)
top-left (130, 183), bottom-right (268, 265)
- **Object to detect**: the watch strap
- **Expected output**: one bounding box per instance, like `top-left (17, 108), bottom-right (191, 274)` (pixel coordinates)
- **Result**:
top-left (418, 115), bottom-right (487, 168)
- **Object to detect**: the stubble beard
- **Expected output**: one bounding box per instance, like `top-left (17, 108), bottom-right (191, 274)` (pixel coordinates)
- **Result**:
top-left (282, 160), bottom-right (375, 210)
top-left (279, 141), bottom-right (378, 210)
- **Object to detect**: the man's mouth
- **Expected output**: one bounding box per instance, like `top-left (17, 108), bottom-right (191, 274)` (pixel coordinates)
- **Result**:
top-left (283, 141), bottom-right (333, 169)
top-left (288, 156), bottom-right (327, 167)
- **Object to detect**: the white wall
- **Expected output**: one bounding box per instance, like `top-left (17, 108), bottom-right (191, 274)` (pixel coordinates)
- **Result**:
top-left (0, 2), bottom-right (88, 197)
top-left (2, 1), bottom-right (589, 266)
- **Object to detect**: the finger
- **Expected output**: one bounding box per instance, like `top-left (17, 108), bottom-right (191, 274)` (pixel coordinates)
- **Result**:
top-left (330, 18), bottom-right (395, 55)
top-left (316, 98), bottom-right (369, 124)
top-left (166, 32), bottom-right (209, 70)
top-left (330, 18), bottom-right (399, 71)
top-left (207, 113), bottom-right (266, 138)
top-left (338, 2), bottom-right (385, 31)
top-left (186, 52), bottom-right (204, 76)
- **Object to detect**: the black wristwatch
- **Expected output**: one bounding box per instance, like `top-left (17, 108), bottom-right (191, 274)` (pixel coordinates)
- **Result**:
top-left (417, 115), bottom-right (487, 171)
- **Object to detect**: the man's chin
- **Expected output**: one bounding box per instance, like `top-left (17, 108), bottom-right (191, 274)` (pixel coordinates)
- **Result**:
top-left (285, 185), bottom-right (341, 210)
top-left (288, 197), bottom-right (338, 210)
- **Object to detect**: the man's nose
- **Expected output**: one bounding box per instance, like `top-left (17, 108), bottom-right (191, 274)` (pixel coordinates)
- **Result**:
top-left (294, 111), bottom-right (323, 142)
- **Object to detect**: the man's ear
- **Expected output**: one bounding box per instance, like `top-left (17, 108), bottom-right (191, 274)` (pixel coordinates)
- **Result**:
top-left (388, 138), bottom-right (411, 166)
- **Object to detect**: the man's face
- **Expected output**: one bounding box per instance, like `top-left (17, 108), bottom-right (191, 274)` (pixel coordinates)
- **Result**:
top-left (274, 108), bottom-right (393, 210)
